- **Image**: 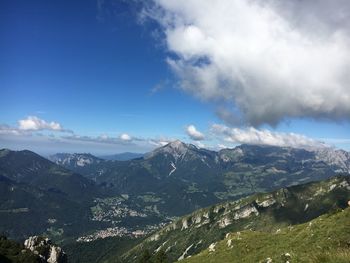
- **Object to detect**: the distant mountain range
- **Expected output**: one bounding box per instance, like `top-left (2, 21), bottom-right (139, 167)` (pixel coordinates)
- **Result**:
top-left (48, 152), bottom-right (144, 165)
top-left (0, 142), bottom-right (350, 262)
top-left (1, 142), bottom-right (350, 245)
top-left (49, 141), bottom-right (350, 216)
top-left (0, 149), bottom-right (169, 241)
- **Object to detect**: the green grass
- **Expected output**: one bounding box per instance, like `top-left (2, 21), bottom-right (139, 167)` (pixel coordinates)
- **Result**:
top-left (183, 208), bottom-right (350, 263)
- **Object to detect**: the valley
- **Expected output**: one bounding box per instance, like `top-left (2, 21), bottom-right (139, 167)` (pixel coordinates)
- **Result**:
top-left (0, 142), bottom-right (349, 262)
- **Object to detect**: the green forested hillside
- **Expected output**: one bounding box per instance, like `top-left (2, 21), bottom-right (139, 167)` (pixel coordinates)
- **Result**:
top-left (50, 142), bottom-right (350, 218)
top-left (0, 149), bottom-right (104, 240)
top-left (0, 149), bottom-right (99, 201)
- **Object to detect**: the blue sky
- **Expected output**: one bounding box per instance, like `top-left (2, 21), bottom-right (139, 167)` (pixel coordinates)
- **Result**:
top-left (1, 0), bottom-right (350, 154)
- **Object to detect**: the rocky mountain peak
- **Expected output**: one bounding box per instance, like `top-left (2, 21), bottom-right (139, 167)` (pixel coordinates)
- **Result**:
top-left (166, 140), bottom-right (188, 151)
top-left (145, 140), bottom-right (194, 161)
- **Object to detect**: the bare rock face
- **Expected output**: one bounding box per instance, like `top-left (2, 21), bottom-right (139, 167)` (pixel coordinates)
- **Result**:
top-left (233, 204), bottom-right (259, 220)
top-left (24, 236), bottom-right (67, 263)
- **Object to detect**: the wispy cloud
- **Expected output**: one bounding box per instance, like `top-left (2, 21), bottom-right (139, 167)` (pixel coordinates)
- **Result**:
top-left (0, 115), bottom-right (186, 154)
top-left (2, 116), bottom-right (347, 154)
top-left (0, 125), bottom-right (27, 136)
top-left (62, 134), bottom-right (135, 145)
top-left (150, 79), bottom-right (170, 95)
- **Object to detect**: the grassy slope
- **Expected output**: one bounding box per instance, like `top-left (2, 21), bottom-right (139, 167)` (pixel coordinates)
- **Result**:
top-left (120, 176), bottom-right (350, 262)
top-left (183, 208), bottom-right (350, 263)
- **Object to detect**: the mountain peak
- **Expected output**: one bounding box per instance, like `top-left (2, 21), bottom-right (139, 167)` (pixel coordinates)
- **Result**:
top-left (166, 140), bottom-right (187, 149)
top-left (162, 140), bottom-right (200, 154)
top-left (145, 140), bottom-right (195, 161)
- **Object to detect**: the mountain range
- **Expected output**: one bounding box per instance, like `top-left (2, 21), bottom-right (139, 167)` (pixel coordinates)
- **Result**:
top-left (0, 141), bottom-right (350, 262)
top-left (4, 175), bottom-right (349, 263)
top-left (49, 141), bottom-right (350, 216)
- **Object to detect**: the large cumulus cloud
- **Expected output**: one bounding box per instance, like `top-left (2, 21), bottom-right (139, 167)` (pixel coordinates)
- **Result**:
top-left (146, 0), bottom-right (350, 126)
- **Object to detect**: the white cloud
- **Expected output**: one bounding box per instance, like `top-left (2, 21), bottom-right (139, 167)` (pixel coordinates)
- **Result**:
top-left (18, 116), bottom-right (64, 131)
top-left (146, 0), bottom-right (350, 126)
top-left (120, 133), bottom-right (132, 141)
top-left (211, 124), bottom-right (325, 148)
top-left (186, 124), bottom-right (205, 141)
top-left (194, 141), bottom-right (205, 148)
top-left (0, 116), bottom-right (175, 151)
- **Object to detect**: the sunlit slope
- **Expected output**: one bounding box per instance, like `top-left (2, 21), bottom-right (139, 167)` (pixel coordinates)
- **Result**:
top-left (119, 176), bottom-right (350, 262)
top-left (183, 207), bottom-right (350, 263)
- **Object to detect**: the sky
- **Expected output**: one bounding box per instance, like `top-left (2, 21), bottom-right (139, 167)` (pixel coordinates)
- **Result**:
top-left (0, 0), bottom-right (350, 155)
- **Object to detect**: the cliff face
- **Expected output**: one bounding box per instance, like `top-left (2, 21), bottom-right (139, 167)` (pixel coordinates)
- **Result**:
top-left (24, 236), bottom-right (67, 263)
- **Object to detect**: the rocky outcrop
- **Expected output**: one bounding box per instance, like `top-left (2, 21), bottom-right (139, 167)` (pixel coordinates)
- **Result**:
top-left (256, 196), bottom-right (276, 208)
top-left (233, 204), bottom-right (259, 220)
top-left (178, 243), bottom-right (194, 261)
top-left (24, 236), bottom-right (67, 263)
top-left (208, 242), bottom-right (216, 252)
top-left (181, 217), bottom-right (189, 230)
top-left (218, 216), bottom-right (232, 228)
